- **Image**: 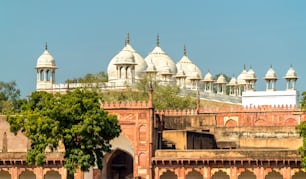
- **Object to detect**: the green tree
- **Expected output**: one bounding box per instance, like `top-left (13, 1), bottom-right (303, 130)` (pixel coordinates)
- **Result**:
top-left (0, 81), bottom-right (24, 113)
top-left (7, 89), bottom-right (121, 175)
top-left (134, 76), bottom-right (197, 110)
top-left (297, 91), bottom-right (306, 168)
top-left (66, 71), bottom-right (108, 84)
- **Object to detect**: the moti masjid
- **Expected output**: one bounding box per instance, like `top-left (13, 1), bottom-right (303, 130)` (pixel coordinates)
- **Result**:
top-left (1, 34), bottom-right (305, 179)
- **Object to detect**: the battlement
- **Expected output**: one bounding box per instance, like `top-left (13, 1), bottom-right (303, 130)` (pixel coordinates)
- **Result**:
top-left (155, 104), bottom-right (300, 116)
top-left (199, 104), bottom-right (299, 113)
top-left (155, 109), bottom-right (198, 116)
top-left (100, 100), bottom-right (152, 109)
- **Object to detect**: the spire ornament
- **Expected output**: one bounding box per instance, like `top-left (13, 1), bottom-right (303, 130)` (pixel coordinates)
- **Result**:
top-left (45, 42), bottom-right (48, 50)
top-left (184, 45), bottom-right (187, 56)
top-left (126, 32), bottom-right (130, 45)
top-left (156, 34), bottom-right (160, 47)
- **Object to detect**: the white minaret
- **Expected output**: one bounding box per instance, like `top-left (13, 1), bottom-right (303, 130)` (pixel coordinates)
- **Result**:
top-left (35, 44), bottom-right (57, 91)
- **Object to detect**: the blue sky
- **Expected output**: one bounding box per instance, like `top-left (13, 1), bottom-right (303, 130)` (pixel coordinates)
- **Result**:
top-left (1, 1), bottom-right (306, 97)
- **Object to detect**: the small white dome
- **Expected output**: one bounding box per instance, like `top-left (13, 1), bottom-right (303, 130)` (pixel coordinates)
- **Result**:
top-left (285, 66), bottom-right (298, 79)
top-left (265, 67), bottom-right (277, 80)
top-left (228, 77), bottom-right (237, 86)
top-left (176, 47), bottom-right (202, 82)
top-left (237, 68), bottom-right (247, 85)
top-left (216, 74), bottom-right (227, 84)
top-left (36, 49), bottom-right (56, 68)
top-left (246, 67), bottom-right (257, 80)
top-left (203, 72), bottom-right (214, 82)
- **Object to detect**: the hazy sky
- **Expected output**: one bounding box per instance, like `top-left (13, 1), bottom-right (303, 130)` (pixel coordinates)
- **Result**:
top-left (1, 1), bottom-right (306, 97)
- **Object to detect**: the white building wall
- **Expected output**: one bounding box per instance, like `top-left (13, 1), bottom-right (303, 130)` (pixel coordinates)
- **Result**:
top-left (242, 90), bottom-right (299, 107)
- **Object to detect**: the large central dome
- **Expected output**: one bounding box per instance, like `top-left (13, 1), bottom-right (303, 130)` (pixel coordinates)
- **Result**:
top-left (144, 36), bottom-right (177, 80)
top-left (107, 35), bottom-right (147, 81)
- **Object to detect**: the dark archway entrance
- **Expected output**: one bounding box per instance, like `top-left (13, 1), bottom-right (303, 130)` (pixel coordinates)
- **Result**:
top-left (107, 150), bottom-right (133, 179)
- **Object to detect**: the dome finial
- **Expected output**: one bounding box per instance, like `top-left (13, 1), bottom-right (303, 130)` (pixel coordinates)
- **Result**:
top-left (244, 64), bottom-right (246, 70)
top-left (184, 45), bottom-right (187, 56)
top-left (45, 42), bottom-right (48, 50)
top-left (126, 32), bottom-right (130, 45)
top-left (156, 34), bottom-right (160, 47)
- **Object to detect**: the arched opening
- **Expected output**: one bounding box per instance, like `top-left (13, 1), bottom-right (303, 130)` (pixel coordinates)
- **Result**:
top-left (44, 170), bottom-right (61, 179)
top-left (292, 171), bottom-right (306, 179)
top-left (46, 70), bottom-right (50, 81)
top-left (225, 119), bottom-right (237, 127)
top-left (20, 170), bottom-right (36, 179)
top-left (265, 170), bottom-right (283, 179)
top-left (107, 149), bottom-right (133, 179)
top-left (40, 69), bottom-right (44, 81)
top-left (212, 170), bottom-right (229, 179)
top-left (285, 118), bottom-right (298, 126)
top-left (238, 170), bottom-right (256, 179)
top-left (0, 170), bottom-right (11, 179)
top-left (186, 170), bottom-right (202, 179)
top-left (160, 170), bottom-right (177, 179)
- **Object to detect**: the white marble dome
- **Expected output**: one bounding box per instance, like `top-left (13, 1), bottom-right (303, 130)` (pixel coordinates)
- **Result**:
top-left (265, 67), bottom-right (277, 80)
top-left (176, 47), bottom-right (202, 81)
top-left (107, 41), bottom-right (147, 81)
top-left (144, 37), bottom-right (177, 78)
top-left (228, 76), bottom-right (237, 85)
top-left (246, 67), bottom-right (257, 80)
top-left (216, 74), bottom-right (227, 84)
top-left (36, 48), bottom-right (56, 68)
top-left (203, 71), bottom-right (214, 82)
top-left (237, 67), bottom-right (247, 85)
top-left (285, 66), bottom-right (298, 79)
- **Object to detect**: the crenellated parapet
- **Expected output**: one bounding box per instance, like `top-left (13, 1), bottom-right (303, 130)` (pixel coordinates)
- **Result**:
top-left (155, 109), bottom-right (198, 116)
top-left (198, 104), bottom-right (299, 113)
top-left (100, 100), bottom-right (152, 109)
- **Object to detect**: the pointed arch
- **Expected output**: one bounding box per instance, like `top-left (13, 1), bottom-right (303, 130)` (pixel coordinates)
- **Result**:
top-left (106, 149), bottom-right (133, 179)
top-left (285, 118), bottom-right (298, 126)
top-left (225, 119), bottom-right (237, 127)
top-left (265, 170), bottom-right (282, 179)
top-left (212, 170), bottom-right (230, 179)
top-left (292, 170), bottom-right (306, 179)
top-left (238, 170), bottom-right (256, 179)
top-left (160, 170), bottom-right (177, 179)
top-left (186, 170), bottom-right (202, 179)
top-left (20, 170), bottom-right (36, 179)
top-left (44, 170), bottom-right (61, 179)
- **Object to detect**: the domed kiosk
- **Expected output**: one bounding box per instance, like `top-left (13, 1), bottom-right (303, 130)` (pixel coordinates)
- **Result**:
top-left (35, 44), bottom-right (57, 91)
top-left (144, 35), bottom-right (177, 85)
top-left (176, 46), bottom-right (202, 89)
top-left (107, 33), bottom-right (147, 88)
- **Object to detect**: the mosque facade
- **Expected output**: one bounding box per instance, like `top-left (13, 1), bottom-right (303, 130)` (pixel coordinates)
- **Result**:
top-left (35, 34), bottom-right (299, 107)
top-left (0, 35), bottom-right (304, 179)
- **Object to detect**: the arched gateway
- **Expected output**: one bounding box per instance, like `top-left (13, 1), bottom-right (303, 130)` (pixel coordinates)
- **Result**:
top-left (100, 92), bottom-right (154, 179)
top-left (107, 149), bottom-right (133, 179)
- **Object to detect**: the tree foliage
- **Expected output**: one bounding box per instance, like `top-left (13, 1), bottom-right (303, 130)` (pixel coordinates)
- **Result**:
top-left (100, 75), bottom-right (197, 110)
top-left (65, 71), bottom-right (108, 84)
top-left (0, 81), bottom-right (24, 113)
top-left (297, 91), bottom-right (306, 168)
top-left (7, 89), bottom-right (121, 174)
